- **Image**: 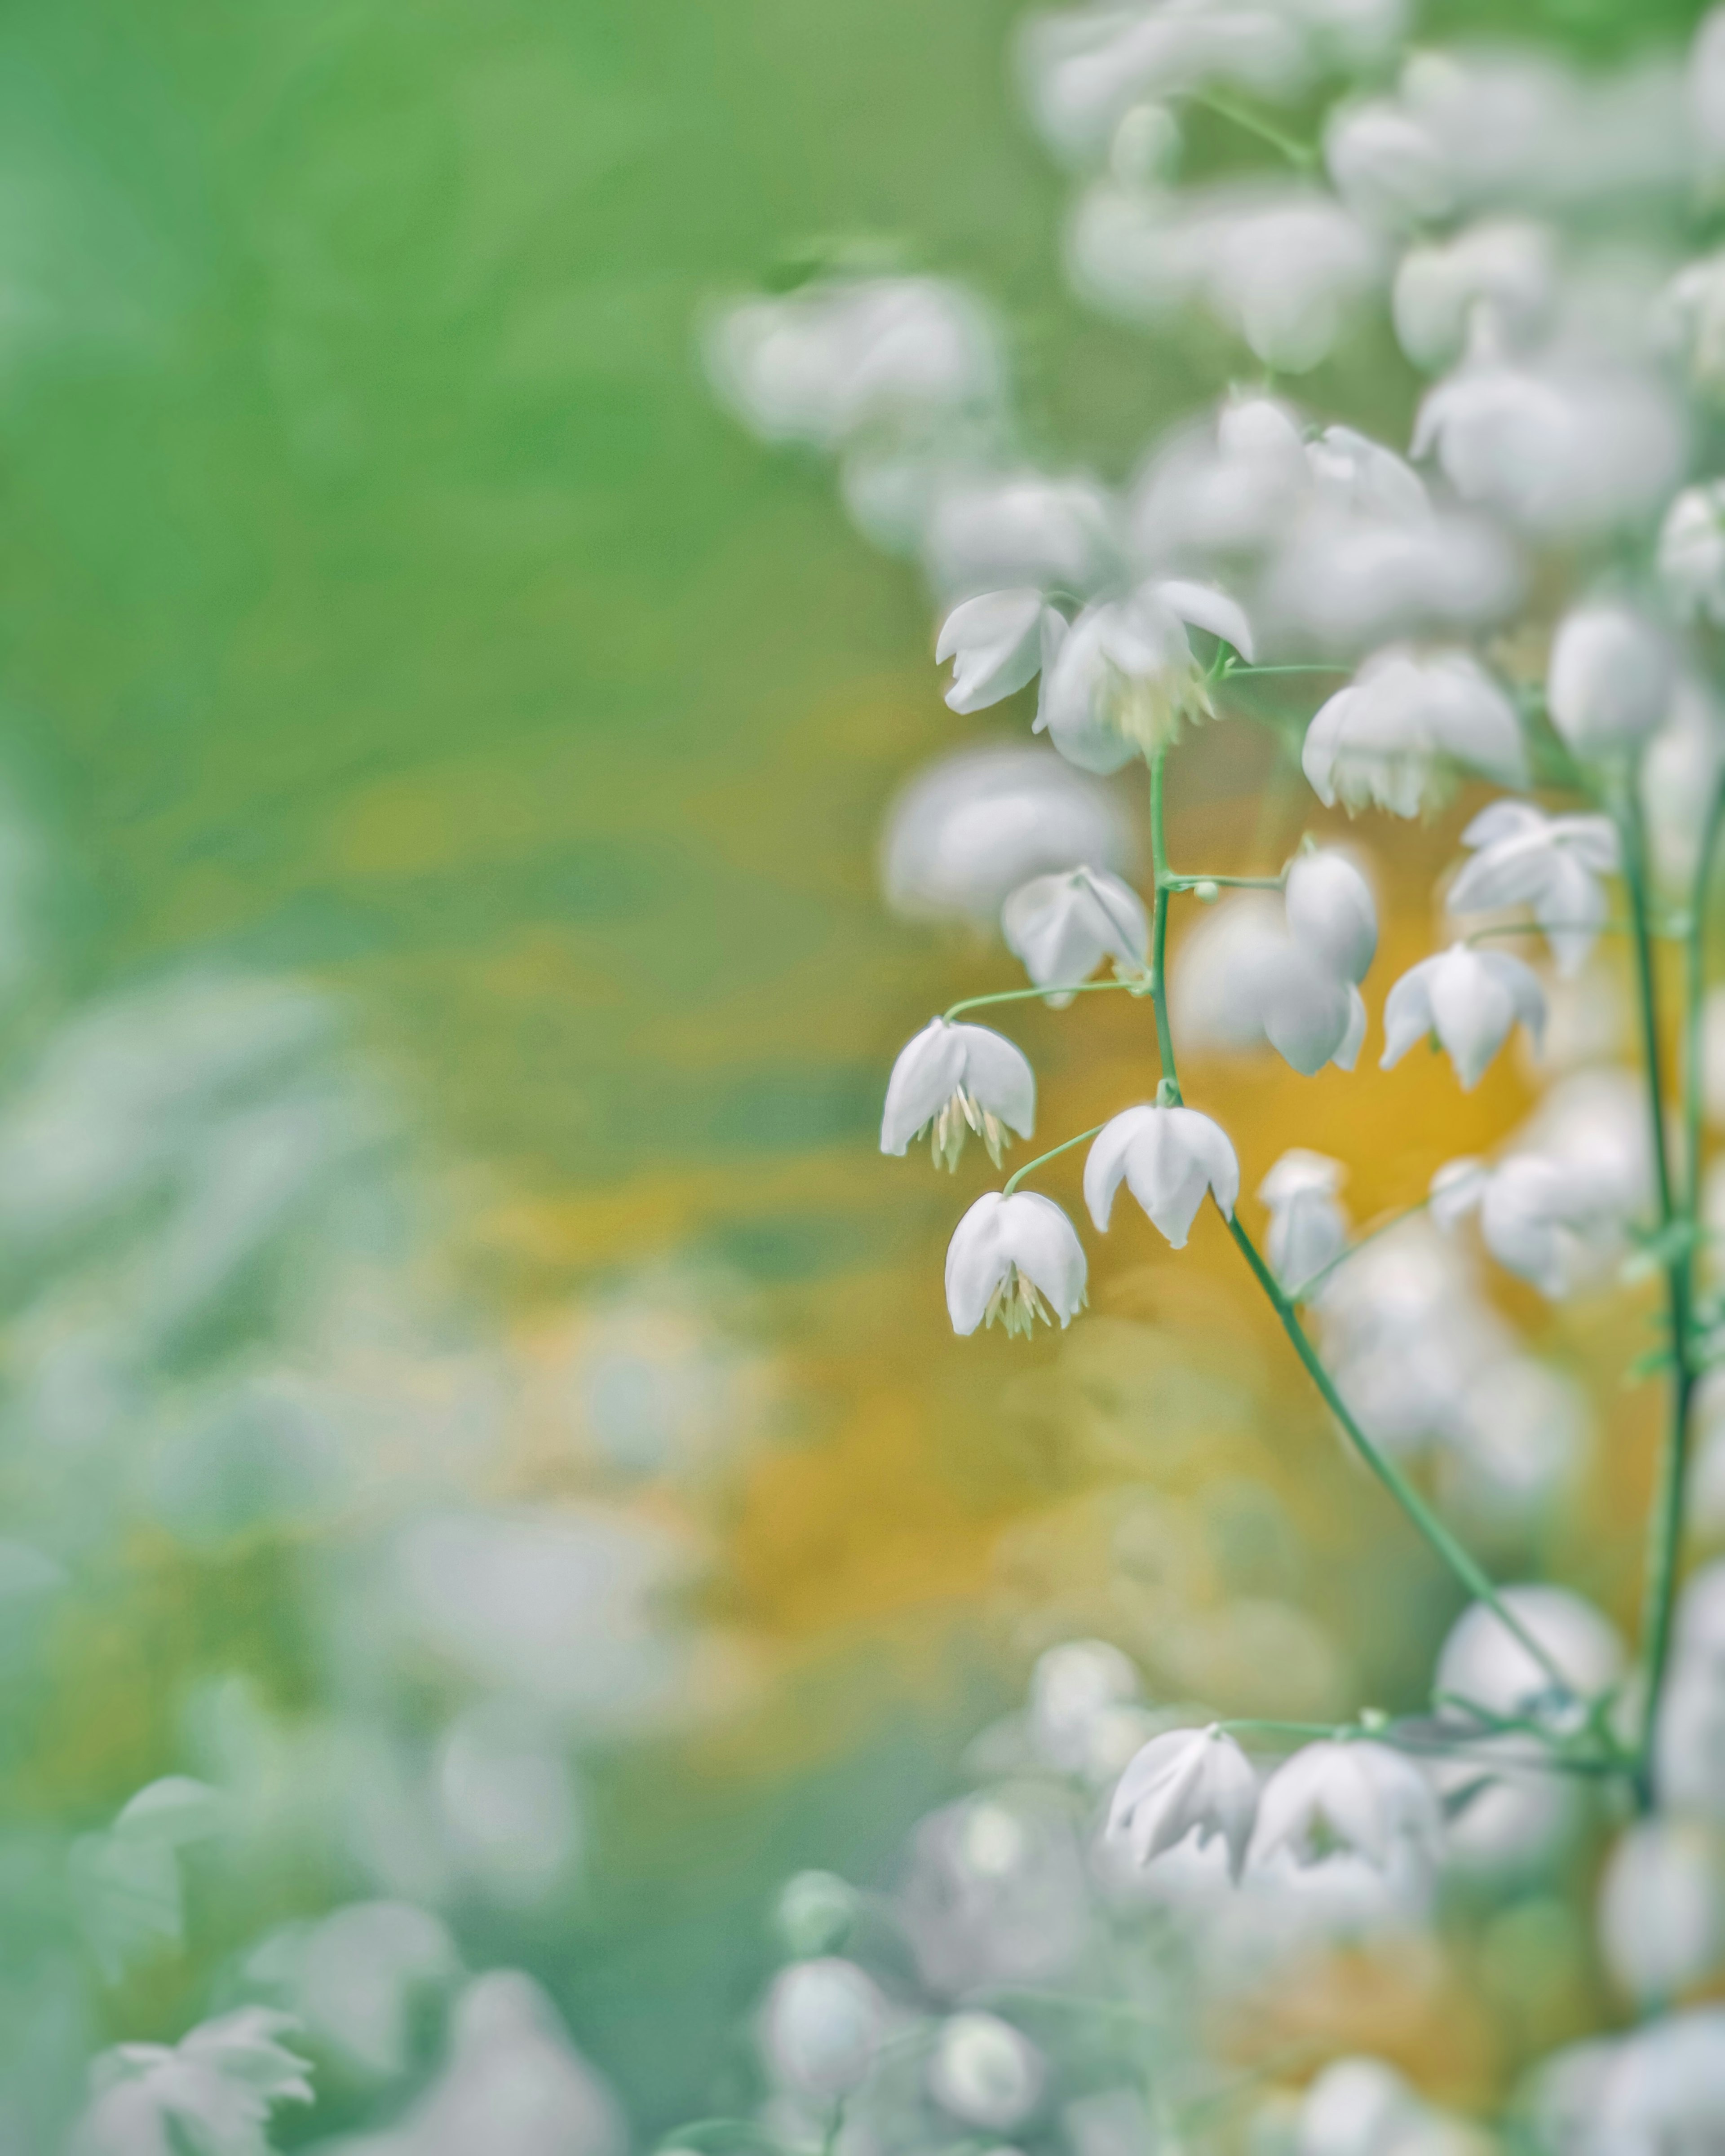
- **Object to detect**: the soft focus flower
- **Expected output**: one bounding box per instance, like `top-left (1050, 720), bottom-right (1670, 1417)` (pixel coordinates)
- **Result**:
top-left (1597, 1819), bottom-right (1725, 2010)
top-left (1435, 1585), bottom-right (1624, 1728)
top-left (1324, 99), bottom-right (1453, 229)
top-left (1038, 579), bottom-right (1252, 771)
top-left (1295, 2057), bottom-right (1452, 2156)
top-left (1084, 1104), bottom-right (1239, 1246)
top-left (1660, 250), bottom-right (1725, 394)
top-left (1592, 2007), bottom-right (1725, 2156)
top-left (1106, 1723), bottom-right (1258, 1878)
top-left (1381, 945), bottom-right (1545, 1089)
top-left (881, 1019), bottom-right (1036, 1171)
top-left (1659, 484), bottom-right (1725, 624)
top-left (946, 1191), bottom-right (1088, 1337)
top-left (1002, 866), bottom-right (1148, 1003)
top-left (1285, 850), bottom-right (1378, 984)
top-left (1303, 648), bottom-right (1525, 816)
top-left (1129, 393), bottom-right (1311, 563)
top-left (1029, 1638), bottom-right (1141, 1776)
top-left (1546, 602), bottom-right (1674, 755)
top-left (1392, 218), bottom-right (1556, 371)
top-left (1644, 683), bottom-right (1725, 897)
top-left (936, 589), bottom-right (1053, 712)
top-left (927, 2010), bottom-right (1043, 2132)
top-left (1444, 800), bottom-right (1619, 977)
top-left (1261, 948), bottom-right (1368, 1077)
top-left (761, 1958), bottom-right (886, 2098)
top-left (1168, 891), bottom-right (1288, 1051)
top-left (879, 744), bottom-right (1134, 926)
top-left (922, 468), bottom-right (1121, 599)
top-left (1475, 1154), bottom-right (1616, 1296)
top-left (72, 2011), bottom-right (313, 2156)
top-left (1247, 1740), bottom-right (1442, 1873)
top-left (1260, 1151), bottom-right (1349, 1294)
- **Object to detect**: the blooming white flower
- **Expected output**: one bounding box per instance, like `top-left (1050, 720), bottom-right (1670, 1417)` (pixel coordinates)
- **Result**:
top-left (1001, 866), bottom-right (1148, 1004)
top-left (1038, 579), bottom-right (1253, 771)
top-left (1261, 946), bottom-right (1367, 1076)
top-left (71, 2010), bottom-right (313, 2156)
top-left (1547, 602), bottom-right (1674, 755)
top-left (1260, 1150), bottom-right (1349, 1294)
top-left (1659, 249), bottom-right (1725, 393)
top-left (1084, 1104), bottom-right (1239, 1247)
top-left (1303, 647), bottom-right (1526, 816)
top-left (1247, 1739), bottom-right (1442, 1873)
top-left (927, 2010), bottom-right (1043, 2132)
top-left (923, 468), bottom-right (1121, 600)
top-left (881, 1019), bottom-right (1035, 1171)
top-left (1284, 850), bottom-right (1378, 985)
top-left (1324, 99), bottom-right (1453, 229)
top-left (1392, 217), bottom-right (1555, 371)
top-left (1659, 484), bottom-right (1725, 624)
top-left (936, 589), bottom-right (1054, 712)
top-left (1381, 943), bottom-right (1544, 1089)
top-left (946, 1190), bottom-right (1088, 1337)
top-left (1445, 800), bottom-right (1619, 976)
top-left (1597, 1819), bottom-right (1725, 2010)
top-left (1107, 1723), bottom-right (1258, 1878)
top-left (761, 1958), bottom-right (887, 2097)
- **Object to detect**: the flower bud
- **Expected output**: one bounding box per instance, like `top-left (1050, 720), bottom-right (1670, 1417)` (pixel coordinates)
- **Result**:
top-left (1547, 603), bottom-right (1673, 755)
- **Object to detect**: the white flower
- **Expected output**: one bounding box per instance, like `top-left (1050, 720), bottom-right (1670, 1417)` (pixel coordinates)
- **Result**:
top-left (1324, 100), bottom-right (1453, 229)
top-left (72, 2010), bottom-right (313, 2156)
top-left (1285, 850), bottom-right (1378, 984)
top-left (1547, 602), bottom-right (1675, 755)
top-left (1659, 484), bottom-right (1725, 624)
top-left (1594, 2007), bottom-right (1725, 2156)
top-left (1260, 1151), bottom-right (1349, 1294)
top-left (1598, 1820), bottom-right (1725, 2010)
top-left (1002, 866), bottom-right (1148, 1004)
top-left (1084, 1104), bottom-right (1239, 1247)
top-left (1381, 944), bottom-right (1544, 1089)
top-left (1303, 647), bottom-right (1526, 816)
top-left (881, 1019), bottom-right (1036, 1171)
top-left (1694, 6), bottom-right (1725, 188)
top-left (1030, 1638), bottom-right (1141, 1776)
top-left (1247, 1740), bottom-right (1442, 1873)
top-left (936, 589), bottom-right (1053, 712)
top-left (1297, 2058), bottom-right (1445, 2156)
top-left (879, 743), bottom-right (1134, 926)
top-left (1644, 683), bottom-right (1725, 896)
top-left (927, 2010), bottom-right (1043, 2132)
top-left (1661, 251), bottom-right (1725, 393)
top-left (1107, 1723), bottom-right (1258, 1878)
top-left (923, 468), bottom-right (1121, 600)
top-left (1392, 217), bottom-right (1556, 372)
top-left (1435, 1585), bottom-right (1624, 1727)
top-left (1261, 946), bottom-right (1367, 1077)
top-left (1444, 800), bottom-right (1619, 977)
top-left (946, 1191), bottom-right (1088, 1337)
top-left (1038, 579), bottom-right (1253, 772)
top-left (761, 1958), bottom-right (887, 2097)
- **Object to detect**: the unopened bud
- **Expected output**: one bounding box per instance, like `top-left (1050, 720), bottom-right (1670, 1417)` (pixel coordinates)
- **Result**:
top-left (1194, 879), bottom-right (1220, 904)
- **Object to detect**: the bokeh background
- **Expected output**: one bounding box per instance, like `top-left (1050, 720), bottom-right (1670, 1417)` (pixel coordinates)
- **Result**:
top-left (0, 0), bottom-right (1712, 2143)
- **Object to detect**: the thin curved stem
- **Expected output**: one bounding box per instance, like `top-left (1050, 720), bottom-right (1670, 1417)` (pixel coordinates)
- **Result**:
top-left (1148, 750), bottom-right (1180, 1098)
top-left (942, 977), bottom-right (1145, 1022)
top-left (1160, 872), bottom-right (1286, 893)
top-left (1286, 1195), bottom-right (1433, 1303)
top-left (1002, 1123), bottom-right (1107, 1197)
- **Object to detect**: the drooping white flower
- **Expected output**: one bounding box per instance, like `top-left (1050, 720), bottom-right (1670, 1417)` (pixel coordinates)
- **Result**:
top-left (1381, 944), bottom-right (1545, 1089)
top-left (1392, 217), bottom-right (1556, 372)
top-left (1129, 393), bottom-right (1311, 564)
top-left (1001, 866), bottom-right (1148, 1004)
top-left (1547, 602), bottom-right (1674, 755)
top-left (1261, 948), bottom-right (1368, 1077)
top-left (923, 468), bottom-right (1121, 601)
top-left (1296, 2058), bottom-right (1450, 2156)
top-left (1247, 1740), bottom-right (1442, 1873)
top-left (1107, 1723), bottom-right (1258, 1878)
top-left (1435, 1585), bottom-right (1624, 1729)
top-left (1169, 878), bottom-right (1369, 1078)
top-left (1473, 1155), bottom-right (1614, 1296)
top-left (1259, 1151), bottom-right (1349, 1294)
top-left (1660, 484), bottom-right (1725, 625)
top-left (1030, 1638), bottom-right (1142, 1777)
top-left (1644, 683), bottom-right (1725, 896)
top-left (946, 1191), bottom-right (1088, 1337)
top-left (1324, 99), bottom-right (1453, 229)
top-left (927, 2010), bottom-right (1043, 2132)
top-left (1285, 850), bottom-right (1378, 984)
top-left (936, 590), bottom-right (1055, 712)
top-left (1598, 1819), bottom-right (1725, 2010)
top-left (1444, 800), bottom-right (1619, 977)
top-left (1593, 2007), bottom-right (1725, 2156)
top-left (881, 1019), bottom-right (1035, 1171)
top-left (1303, 647), bottom-right (1526, 816)
top-left (761, 1958), bottom-right (887, 2098)
top-left (1038, 579), bottom-right (1253, 772)
top-left (72, 2010), bottom-right (313, 2156)
top-left (1084, 1104), bottom-right (1239, 1248)
top-left (1659, 250), bottom-right (1725, 393)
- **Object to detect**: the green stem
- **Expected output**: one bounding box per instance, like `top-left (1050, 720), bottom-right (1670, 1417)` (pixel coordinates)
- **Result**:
top-left (1685, 778), bottom-right (1725, 1220)
top-left (942, 977), bottom-right (1144, 1022)
top-left (1221, 660), bottom-right (1346, 679)
top-left (1286, 1195), bottom-right (1433, 1303)
top-left (1160, 872), bottom-right (1285, 892)
top-left (1148, 749), bottom-right (1180, 1100)
top-left (1002, 1122), bottom-right (1108, 1197)
top-left (1462, 919), bottom-right (1634, 948)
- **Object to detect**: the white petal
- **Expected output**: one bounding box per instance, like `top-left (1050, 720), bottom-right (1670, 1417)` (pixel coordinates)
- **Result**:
top-left (937, 589), bottom-right (1047, 714)
top-left (1429, 946), bottom-right (1517, 1090)
top-left (946, 1193), bottom-right (1009, 1334)
top-left (1285, 851), bottom-right (1378, 984)
top-left (1380, 957), bottom-right (1439, 1070)
top-left (954, 1024), bottom-right (1037, 1138)
top-left (1331, 983), bottom-right (1368, 1071)
top-left (999, 1191), bottom-right (1088, 1323)
top-left (1084, 1106), bottom-right (1157, 1231)
top-left (1263, 949), bottom-right (1355, 1076)
top-left (881, 1020), bottom-right (967, 1153)
top-left (1152, 578), bottom-right (1255, 663)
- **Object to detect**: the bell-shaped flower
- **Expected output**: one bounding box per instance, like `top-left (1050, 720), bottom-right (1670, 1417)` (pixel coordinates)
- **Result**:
top-left (1445, 800), bottom-right (1619, 977)
top-left (1381, 943), bottom-right (1544, 1090)
top-left (1392, 217), bottom-right (1555, 372)
top-left (1107, 1724), bottom-right (1258, 1880)
top-left (1084, 1104), bottom-right (1239, 1248)
top-left (1002, 866), bottom-right (1148, 1006)
top-left (1261, 951), bottom-right (1368, 1077)
top-left (1038, 579), bottom-right (1253, 773)
top-left (1285, 850), bottom-right (1378, 984)
top-left (73, 2010), bottom-right (314, 2156)
top-left (1547, 602), bottom-right (1674, 756)
top-left (882, 1019), bottom-right (1035, 1171)
top-left (928, 2011), bottom-right (1044, 2133)
top-left (1324, 99), bottom-right (1454, 230)
top-left (761, 1958), bottom-right (887, 2098)
top-left (946, 1191), bottom-right (1088, 1338)
top-left (1482, 1155), bottom-right (1612, 1298)
top-left (1644, 683), bottom-right (1725, 897)
top-left (1247, 1739), bottom-right (1443, 1873)
top-left (1303, 646), bottom-right (1526, 816)
top-left (937, 589), bottom-right (1056, 713)
top-left (1659, 484), bottom-right (1725, 626)
top-left (1260, 1150), bottom-right (1349, 1294)
top-left (1597, 1820), bottom-right (1725, 2012)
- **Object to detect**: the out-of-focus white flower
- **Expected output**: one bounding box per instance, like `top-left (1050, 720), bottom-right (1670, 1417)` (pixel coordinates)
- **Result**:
top-left (1295, 2056), bottom-right (1451, 2156)
top-left (1381, 944), bottom-right (1544, 1090)
top-left (1393, 218), bottom-right (1556, 372)
top-left (1069, 179), bottom-right (1383, 372)
top-left (1084, 1104), bottom-right (1239, 1246)
top-left (1169, 891), bottom-right (1287, 1051)
top-left (245, 1902), bottom-right (461, 2086)
top-left (1655, 1564), bottom-right (1725, 1818)
top-left (1547, 602), bottom-right (1675, 755)
top-left (1107, 1724), bottom-right (1258, 1878)
top-left (928, 2010), bottom-right (1043, 2131)
top-left (1444, 801), bottom-right (1618, 978)
top-left (1440, 1353), bottom-right (1589, 1534)
top-left (1110, 99), bottom-right (1183, 185)
top-left (1038, 579), bottom-right (1252, 770)
top-left (1471, 1155), bottom-right (1618, 1296)
top-left (1303, 648), bottom-right (1525, 816)
top-left (1002, 866), bottom-right (1148, 1004)
top-left (1248, 1740), bottom-right (1442, 1873)
top-left (879, 744), bottom-right (1135, 927)
top-left (1260, 1151), bottom-right (1349, 1294)
top-left (774, 1872), bottom-right (859, 1960)
top-left (1029, 1638), bottom-right (1140, 1776)
top-left (1430, 1732), bottom-right (1581, 1880)
top-left (1598, 1819), bottom-right (1725, 2010)
top-left (1659, 484), bottom-right (1725, 623)
top-left (1305, 424), bottom-right (1429, 524)
top-left (1324, 100), bottom-right (1452, 228)
top-left (923, 469), bottom-right (1121, 600)
top-left (937, 590), bottom-right (1056, 712)
top-left (881, 1019), bottom-right (1036, 1171)
top-left (1642, 683), bottom-right (1725, 898)
top-left (1659, 251), bottom-right (1725, 394)
top-left (1692, 7), bottom-right (1725, 189)
top-left (1286, 850), bottom-right (1378, 984)
top-left (1262, 948), bottom-right (1368, 1077)
top-left (436, 1704), bottom-right (583, 1904)
top-left (1262, 497), bottom-right (1520, 653)
top-left (1171, 872), bottom-right (1371, 1078)
top-left (1435, 1585), bottom-right (1624, 1729)
top-left (707, 277), bottom-right (1002, 450)
top-left (1592, 2007), bottom-right (1725, 2156)
top-left (1413, 345), bottom-right (1683, 538)
top-left (1130, 393), bottom-right (1311, 563)
top-left (946, 1191), bottom-right (1088, 1338)
top-left (761, 1958), bottom-right (887, 2098)
top-left (72, 2010), bottom-right (313, 2156)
